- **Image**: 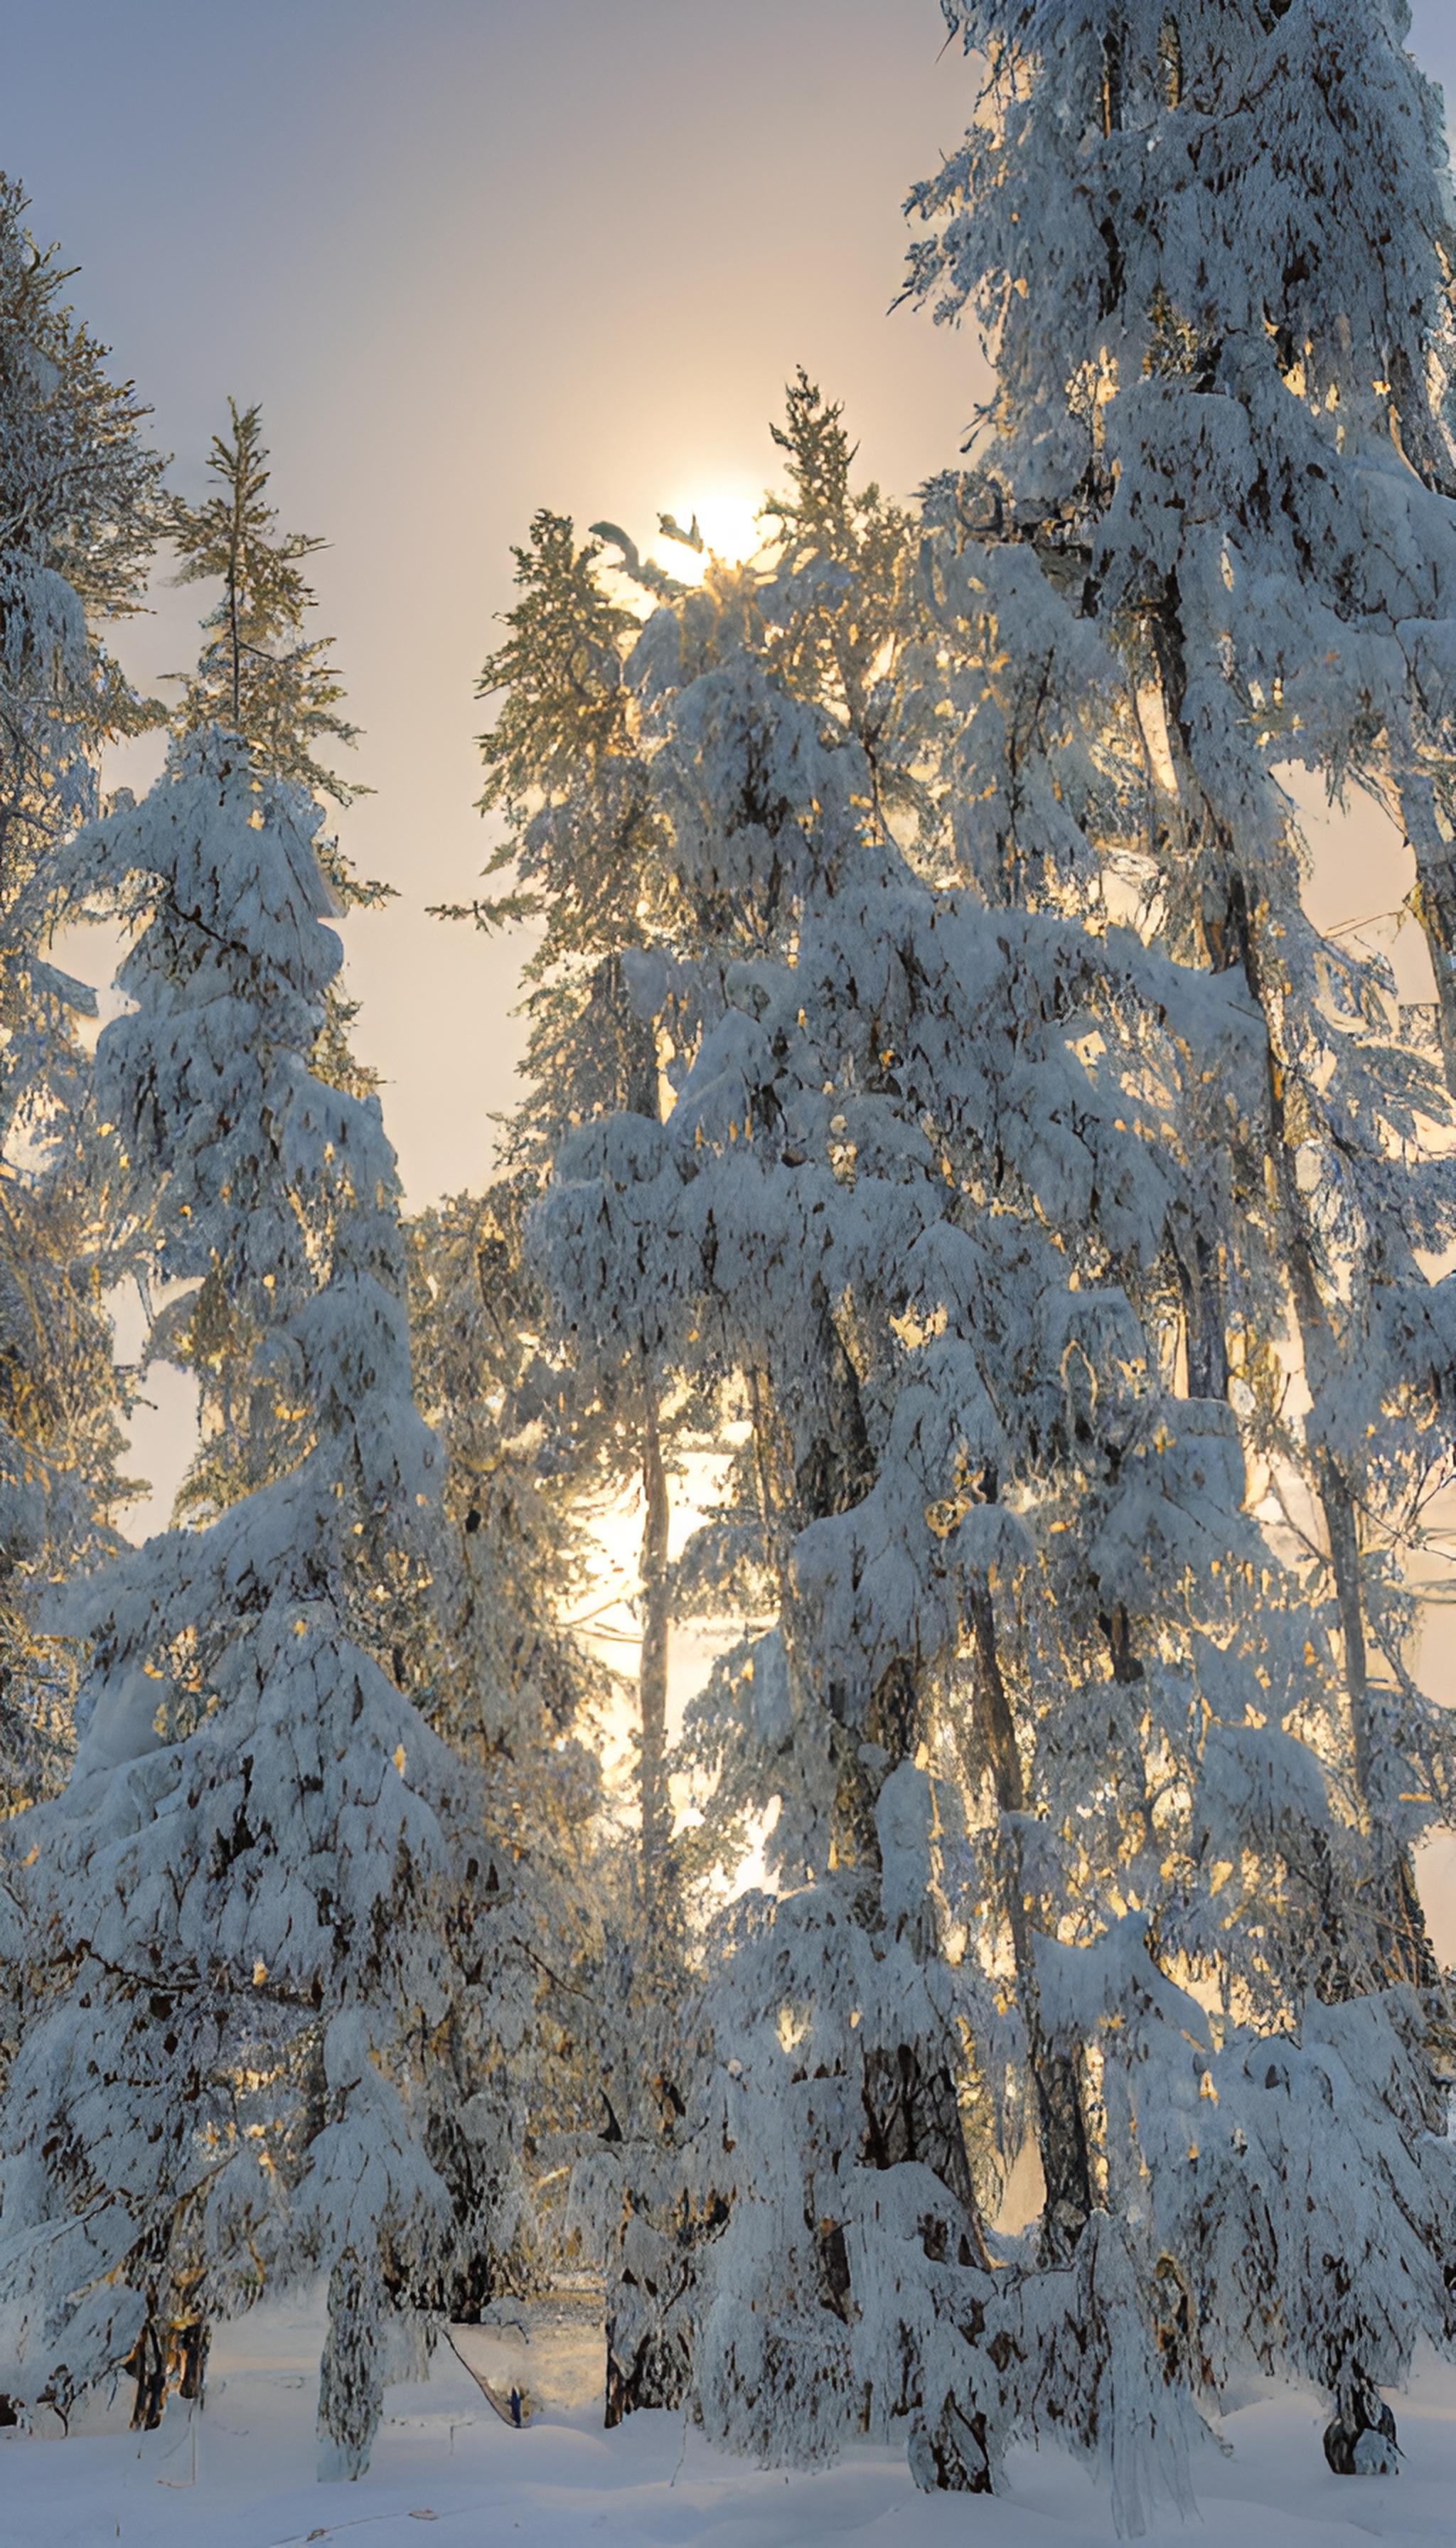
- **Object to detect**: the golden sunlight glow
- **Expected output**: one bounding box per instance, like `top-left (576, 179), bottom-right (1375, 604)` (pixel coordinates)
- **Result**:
top-left (648, 483), bottom-right (766, 583)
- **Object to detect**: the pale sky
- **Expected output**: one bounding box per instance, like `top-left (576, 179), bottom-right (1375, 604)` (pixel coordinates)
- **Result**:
top-left (13, 0), bottom-right (1455, 1197)
top-left (17, 0), bottom-right (995, 1202)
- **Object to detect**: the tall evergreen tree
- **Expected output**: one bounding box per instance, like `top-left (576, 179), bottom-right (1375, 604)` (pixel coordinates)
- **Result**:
top-left (437, 513), bottom-right (687, 1939)
top-left (906, 0), bottom-right (1456, 2001)
top-left (0, 733), bottom-right (524, 2475)
top-left (909, 0), bottom-right (1456, 1078)
top-left (432, 513), bottom-right (735, 2409)
top-left (0, 177), bottom-right (163, 1811)
top-left (157, 405), bottom-right (390, 1533)
top-left (534, 373), bottom-right (1456, 2516)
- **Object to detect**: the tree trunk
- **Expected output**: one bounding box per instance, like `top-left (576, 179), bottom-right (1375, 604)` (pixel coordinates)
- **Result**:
top-left (966, 1582), bottom-right (1094, 2259)
top-left (748, 1310), bottom-right (879, 1876)
top-left (637, 1388), bottom-right (672, 1927)
top-left (599, 1383), bottom-right (690, 2429)
top-left (1400, 771), bottom-right (1456, 1103)
top-left (1231, 877), bottom-right (1437, 1998)
top-left (749, 1345), bottom-right (997, 2474)
top-left (604, 2206), bottom-right (695, 2426)
top-left (1149, 594), bottom-right (1439, 2001)
top-left (317, 2257), bottom-right (385, 2480)
top-left (125, 2318), bottom-right (168, 2432)
top-left (1176, 1228), bottom-right (1229, 1401)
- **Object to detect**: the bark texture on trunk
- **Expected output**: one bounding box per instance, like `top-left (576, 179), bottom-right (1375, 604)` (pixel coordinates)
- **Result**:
top-left (1229, 869), bottom-right (1438, 1999)
top-left (1150, 589), bottom-right (1439, 2002)
top-left (967, 1581), bottom-right (1094, 2259)
top-left (637, 1389), bottom-right (673, 1927)
top-left (747, 1331), bottom-right (997, 2488)
top-left (1401, 772), bottom-right (1456, 1104)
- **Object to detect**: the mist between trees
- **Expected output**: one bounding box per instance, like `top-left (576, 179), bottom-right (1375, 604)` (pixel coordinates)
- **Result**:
top-left (4, 1), bottom-right (1456, 2527)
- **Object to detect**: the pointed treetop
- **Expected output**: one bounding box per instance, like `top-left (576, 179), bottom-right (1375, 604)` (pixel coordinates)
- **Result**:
top-left (476, 509), bottom-right (638, 817)
top-left (170, 400), bottom-right (373, 833)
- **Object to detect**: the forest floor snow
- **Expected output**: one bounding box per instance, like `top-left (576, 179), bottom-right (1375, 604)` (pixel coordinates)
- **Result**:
top-left (6, 2287), bottom-right (1456, 2548)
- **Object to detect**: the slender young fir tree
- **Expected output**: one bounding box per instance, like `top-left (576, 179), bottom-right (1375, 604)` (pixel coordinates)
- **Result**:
top-left (0, 178), bottom-right (164, 1811)
top-left (171, 401), bottom-right (364, 818)
top-left (433, 513), bottom-right (739, 2409)
top-left (0, 732), bottom-right (527, 2474)
top-left (156, 405), bottom-right (391, 1536)
top-left (437, 513), bottom-right (688, 1939)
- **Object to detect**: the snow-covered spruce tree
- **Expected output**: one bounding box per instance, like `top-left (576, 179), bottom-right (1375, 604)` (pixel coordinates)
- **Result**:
top-left (157, 402), bottom-right (392, 1536)
top-left (493, 445), bottom-right (940, 2416)
top-left (564, 397), bottom-right (1143, 2421)
top-left (434, 509), bottom-right (754, 2409)
top-left (537, 525), bottom-right (1456, 2510)
top-left (0, 730), bottom-right (524, 2475)
top-left (535, 633), bottom-right (1150, 2510)
top-left (437, 511), bottom-right (680, 1922)
top-left (909, 0), bottom-right (1456, 1071)
top-left (0, 179), bottom-right (164, 1812)
top-left (907, 0), bottom-right (1456, 2010)
top-left (441, 457), bottom-right (922, 2409)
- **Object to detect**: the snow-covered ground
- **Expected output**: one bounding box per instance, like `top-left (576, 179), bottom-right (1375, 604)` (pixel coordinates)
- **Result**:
top-left (8, 2288), bottom-right (1456, 2548)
